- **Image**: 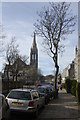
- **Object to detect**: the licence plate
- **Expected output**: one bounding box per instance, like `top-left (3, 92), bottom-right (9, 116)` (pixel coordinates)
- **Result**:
top-left (12, 102), bottom-right (23, 106)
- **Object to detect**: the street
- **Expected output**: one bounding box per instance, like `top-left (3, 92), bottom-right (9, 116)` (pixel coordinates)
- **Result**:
top-left (9, 89), bottom-right (79, 120)
top-left (9, 109), bottom-right (43, 120)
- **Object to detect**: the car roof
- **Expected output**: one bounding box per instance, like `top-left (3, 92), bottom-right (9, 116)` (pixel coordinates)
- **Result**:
top-left (40, 85), bottom-right (47, 88)
top-left (10, 88), bottom-right (38, 92)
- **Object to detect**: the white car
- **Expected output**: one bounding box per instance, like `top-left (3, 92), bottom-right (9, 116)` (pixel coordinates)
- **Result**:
top-left (6, 88), bottom-right (44, 117)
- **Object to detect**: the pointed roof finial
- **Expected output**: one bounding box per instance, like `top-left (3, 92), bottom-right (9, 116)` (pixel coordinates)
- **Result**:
top-left (32, 32), bottom-right (37, 48)
top-left (34, 32), bottom-right (36, 40)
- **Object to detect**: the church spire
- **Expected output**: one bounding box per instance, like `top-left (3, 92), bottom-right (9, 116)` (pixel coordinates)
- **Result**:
top-left (30, 32), bottom-right (38, 69)
top-left (32, 32), bottom-right (37, 49)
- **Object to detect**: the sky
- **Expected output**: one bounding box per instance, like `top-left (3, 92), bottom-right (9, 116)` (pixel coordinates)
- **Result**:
top-left (1, 2), bottom-right (78, 76)
top-left (78, 2), bottom-right (80, 50)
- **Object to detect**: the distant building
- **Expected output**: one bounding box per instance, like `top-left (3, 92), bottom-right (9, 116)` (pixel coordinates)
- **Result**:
top-left (68, 61), bottom-right (75, 79)
top-left (62, 2), bottom-right (80, 83)
top-left (44, 75), bottom-right (55, 84)
top-left (62, 46), bottom-right (78, 80)
top-left (74, 45), bottom-right (78, 80)
top-left (62, 65), bottom-right (70, 80)
top-left (3, 33), bottom-right (38, 85)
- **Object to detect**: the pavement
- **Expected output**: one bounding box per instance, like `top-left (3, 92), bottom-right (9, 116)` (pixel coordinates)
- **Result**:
top-left (37, 89), bottom-right (80, 120)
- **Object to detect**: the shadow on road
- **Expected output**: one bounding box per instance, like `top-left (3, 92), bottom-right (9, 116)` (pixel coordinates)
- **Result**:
top-left (9, 107), bottom-right (44, 120)
top-left (10, 112), bottom-right (35, 120)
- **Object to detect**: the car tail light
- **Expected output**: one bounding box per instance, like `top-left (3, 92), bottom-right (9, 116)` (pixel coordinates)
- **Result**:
top-left (5, 98), bottom-right (9, 110)
top-left (28, 101), bottom-right (34, 107)
top-left (5, 98), bottom-right (8, 103)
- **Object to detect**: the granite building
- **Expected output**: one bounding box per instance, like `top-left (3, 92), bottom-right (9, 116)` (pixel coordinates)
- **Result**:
top-left (3, 33), bottom-right (38, 85)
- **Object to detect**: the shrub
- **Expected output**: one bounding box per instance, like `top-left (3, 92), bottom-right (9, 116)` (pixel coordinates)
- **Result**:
top-left (71, 80), bottom-right (77, 96)
top-left (76, 82), bottom-right (80, 103)
top-left (65, 78), bottom-right (72, 93)
top-left (62, 83), bottom-right (65, 89)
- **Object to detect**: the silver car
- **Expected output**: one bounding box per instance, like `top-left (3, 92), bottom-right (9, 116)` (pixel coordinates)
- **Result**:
top-left (0, 93), bottom-right (10, 120)
top-left (6, 89), bottom-right (41, 117)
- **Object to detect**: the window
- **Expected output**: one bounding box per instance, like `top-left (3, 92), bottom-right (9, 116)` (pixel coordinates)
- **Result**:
top-left (8, 91), bottom-right (32, 100)
top-left (35, 54), bottom-right (36, 60)
top-left (32, 54), bottom-right (34, 60)
top-left (32, 91), bottom-right (39, 99)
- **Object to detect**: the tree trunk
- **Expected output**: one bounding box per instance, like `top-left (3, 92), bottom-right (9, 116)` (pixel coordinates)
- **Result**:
top-left (55, 65), bottom-right (59, 90)
top-left (6, 68), bottom-right (9, 93)
top-left (54, 48), bottom-right (59, 98)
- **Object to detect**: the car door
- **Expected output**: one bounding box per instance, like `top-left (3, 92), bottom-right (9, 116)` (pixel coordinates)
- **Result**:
top-left (32, 91), bottom-right (40, 109)
top-left (39, 93), bottom-right (45, 107)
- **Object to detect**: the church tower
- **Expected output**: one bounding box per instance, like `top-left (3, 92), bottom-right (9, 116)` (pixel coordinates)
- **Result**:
top-left (30, 32), bottom-right (38, 69)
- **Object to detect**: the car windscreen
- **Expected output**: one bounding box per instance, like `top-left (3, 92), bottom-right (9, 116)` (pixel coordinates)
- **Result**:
top-left (7, 91), bottom-right (31, 100)
top-left (38, 87), bottom-right (46, 93)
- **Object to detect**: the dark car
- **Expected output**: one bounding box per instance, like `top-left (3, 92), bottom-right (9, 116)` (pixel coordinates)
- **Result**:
top-left (34, 86), bottom-right (50, 104)
top-left (43, 84), bottom-right (54, 99)
top-left (0, 93), bottom-right (10, 120)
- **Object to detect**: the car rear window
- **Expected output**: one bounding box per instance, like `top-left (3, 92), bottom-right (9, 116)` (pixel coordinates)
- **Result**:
top-left (8, 91), bottom-right (31, 100)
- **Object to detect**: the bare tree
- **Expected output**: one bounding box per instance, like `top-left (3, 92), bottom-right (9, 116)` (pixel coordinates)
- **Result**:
top-left (6, 37), bottom-right (19, 66)
top-left (19, 55), bottom-right (29, 63)
top-left (34, 2), bottom-right (76, 96)
top-left (5, 37), bottom-right (29, 87)
top-left (5, 37), bottom-right (19, 91)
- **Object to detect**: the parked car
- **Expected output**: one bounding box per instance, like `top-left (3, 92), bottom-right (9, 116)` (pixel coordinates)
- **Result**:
top-left (43, 84), bottom-right (54, 99)
top-left (34, 85), bottom-right (50, 104)
top-left (6, 88), bottom-right (44, 117)
top-left (0, 93), bottom-right (10, 120)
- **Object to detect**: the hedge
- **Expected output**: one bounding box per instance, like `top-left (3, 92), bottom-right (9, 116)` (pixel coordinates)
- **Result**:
top-left (65, 78), bottom-right (72, 93)
top-left (62, 83), bottom-right (65, 89)
top-left (65, 78), bottom-right (77, 96)
top-left (65, 78), bottom-right (80, 103)
top-left (76, 82), bottom-right (80, 103)
top-left (71, 80), bottom-right (77, 96)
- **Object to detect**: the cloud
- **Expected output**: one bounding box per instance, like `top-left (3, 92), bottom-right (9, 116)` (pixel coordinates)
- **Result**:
top-left (3, 20), bottom-right (34, 37)
top-left (1, 2), bottom-right (78, 76)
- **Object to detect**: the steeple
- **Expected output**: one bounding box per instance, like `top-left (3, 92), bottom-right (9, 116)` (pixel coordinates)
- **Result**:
top-left (30, 32), bottom-right (38, 69)
top-left (32, 32), bottom-right (37, 49)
